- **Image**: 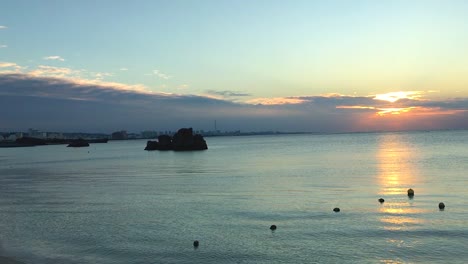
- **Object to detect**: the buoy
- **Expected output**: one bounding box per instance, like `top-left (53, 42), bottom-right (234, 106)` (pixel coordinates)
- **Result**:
top-left (407, 188), bottom-right (414, 197)
top-left (270, 225), bottom-right (277, 230)
top-left (439, 202), bottom-right (445, 210)
top-left (193, 240), bottom-right (199, 247)
top-left (378, 198), bottom-right (385, 203)
top-left (333, 207), bottom-right (340, 212)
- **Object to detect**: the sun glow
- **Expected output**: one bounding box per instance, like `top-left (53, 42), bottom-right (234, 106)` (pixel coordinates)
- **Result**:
top-left (246, 97), bottom-right (306, 105)
top-left (374, 91), bottom-right (422, 103)
top-left (377, 107), bottom-right (415, 116)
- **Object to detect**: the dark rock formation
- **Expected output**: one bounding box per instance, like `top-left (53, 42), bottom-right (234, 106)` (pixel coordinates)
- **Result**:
top-left (378, 198), bottom-right (385, 203)
top-left (407, 188), bottom-right (414, 197)
top-left (270, 225), bottom-right (277, 230)
top-left (193, 240), bottom-right (199, 247)
top-left (157, 135), bottom-right (173, 150)
top-left (144, 128), bottom-right (208, 151)
top-left (67, 138), bottom-right (90, 147)
top-left (333, 207), bottom-right (340, 212)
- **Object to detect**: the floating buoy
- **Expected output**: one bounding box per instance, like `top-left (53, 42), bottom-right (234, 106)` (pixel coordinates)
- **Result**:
top-left (439, 202), bottom-right (445, 210)
top-left (193, 240), bottom-right (199, 247)
top-left (378, 198), bottom-right (385, 203)
top-left (407, 188), bottom-right (414, 197)
top-left (270, 225), bottom-right (277, 230)
top-left (333, 207), bottom-right (340, 212)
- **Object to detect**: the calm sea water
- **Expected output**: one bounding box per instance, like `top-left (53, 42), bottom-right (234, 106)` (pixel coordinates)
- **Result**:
top-left (1, 131), bottom-right (468, 264)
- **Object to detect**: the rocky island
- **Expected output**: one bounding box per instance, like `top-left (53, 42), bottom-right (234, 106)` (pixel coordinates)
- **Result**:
top-left (145, 128), bottom-right (208, 151)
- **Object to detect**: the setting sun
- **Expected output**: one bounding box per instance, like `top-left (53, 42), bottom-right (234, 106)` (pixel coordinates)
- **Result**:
top-left (374, 91), bottom-right (422, 103)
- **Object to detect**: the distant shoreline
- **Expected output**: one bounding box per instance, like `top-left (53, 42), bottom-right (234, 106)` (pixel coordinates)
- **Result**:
top-left (1, 128), bottom-right (467, 148)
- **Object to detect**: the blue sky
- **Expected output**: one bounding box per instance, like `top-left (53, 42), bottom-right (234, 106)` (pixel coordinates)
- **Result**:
top-left (1, 1), bottom-right (468, 132)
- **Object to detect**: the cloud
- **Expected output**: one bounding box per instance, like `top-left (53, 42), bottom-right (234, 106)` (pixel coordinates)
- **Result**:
top-left (0, 62), bottom-right (18, 68)
top-left (246, 97), bottom-right (306, 105)
top-left (94, 72), bottom-right (113, 80)
top-left (148, 69), bottom-right (171, 79)
top-left (43, 56), bottom-right (65, 61)
top-left (1, 65), bottom-right (468, 133)
top-left (120, 68), bottom-right (129, 71)
top-left (0, 62), bottom-right (22, 72)
top-left (205, 90), bottom-right (251, 98)
top-left (0, 26), bottom-right (7, 30)
top-left (0, 45), bottom-right (6, 48)
top-left (29, 65), bottom-right (78, 78)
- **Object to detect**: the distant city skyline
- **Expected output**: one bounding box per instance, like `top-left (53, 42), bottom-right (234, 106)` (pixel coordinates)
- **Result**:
top-left (1, 1), bottom-right (468, 133)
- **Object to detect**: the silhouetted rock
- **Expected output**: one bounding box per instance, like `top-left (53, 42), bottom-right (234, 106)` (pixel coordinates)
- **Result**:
top-left (333, 207), bottom-right (340, 212)
top-left (407, 188), bottom-right (414, 197)
top-left (144, 128), bottom-right (208, 151)
top-left (158, 135), bottom-right (173, 150)
top-left (378, 198), bottom-right (385, 203)
top-left (270, 225), bottom-right (277, 230)
top-left (193, 240), bottom-right (199, 247)
top-left (173, 128), bottom-right (207, 151)
top-left (67, 138), bottom-right (89, 147)
top-left (144, 140), bottom-right (159, 150)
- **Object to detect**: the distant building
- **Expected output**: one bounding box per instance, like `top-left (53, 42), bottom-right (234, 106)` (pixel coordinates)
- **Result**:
top-left (28, 128), bottom-right (45, 138)
top-left (47, 132), bottom-right (64, 139)
top-left (127, 133), bottom-right (139, 139)
top-left (141, 130), bottom-right (158, 139)
top-left (111, 130), bottom-right (128, 140)
top-left (0, 133), bottom-right (22, 142)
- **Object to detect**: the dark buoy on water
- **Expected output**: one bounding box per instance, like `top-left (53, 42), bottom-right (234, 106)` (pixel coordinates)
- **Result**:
top-left (439, 202), bottom-right (445, 210)
top-left (407, 188), bottom-right (414, 197)
top-left (193, 240), bottom-right (199, 247)
top-left (378, 198), bottom-right (385, 203)
top-left (333, 207), bottom-right (340, 212)
top-left (270, 225), bottom-right (277, 230)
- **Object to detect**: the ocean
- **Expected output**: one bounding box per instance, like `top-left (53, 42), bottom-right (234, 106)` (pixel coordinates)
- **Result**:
top-left (1, 131), bottom-right (467, 263)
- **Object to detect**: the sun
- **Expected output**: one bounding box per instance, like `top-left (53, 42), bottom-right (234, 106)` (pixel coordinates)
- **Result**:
top-left (374, 91), bottom-right (421, 103)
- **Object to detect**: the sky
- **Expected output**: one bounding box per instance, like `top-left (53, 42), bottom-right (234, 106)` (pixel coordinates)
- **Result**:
top-left (1, 0), bottom-right (468, 133)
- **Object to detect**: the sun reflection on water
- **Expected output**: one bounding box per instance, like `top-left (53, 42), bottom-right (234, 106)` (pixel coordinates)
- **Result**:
top-left (377, 134), bottom-right (419, 196)
top-left (376, 134), bottom-right (425, 229)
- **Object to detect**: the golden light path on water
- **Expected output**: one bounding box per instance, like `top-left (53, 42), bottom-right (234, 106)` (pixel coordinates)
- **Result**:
top-left (376, 134), bottom-right (427, 232)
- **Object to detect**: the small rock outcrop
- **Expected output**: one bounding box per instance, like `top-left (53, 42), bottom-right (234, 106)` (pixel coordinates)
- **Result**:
top-left (378, 198), bottom-right (385, 203)
top-left (67, 139), bottom-right (90, 147)
top-left (270, 225), bottom-right (277, 230)
top-left (407, 188), bottom-right (415, 197)
top-left (333, 207), bottom-right (340, 212)
top-left (145, 128), bottom-right (208, 151)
